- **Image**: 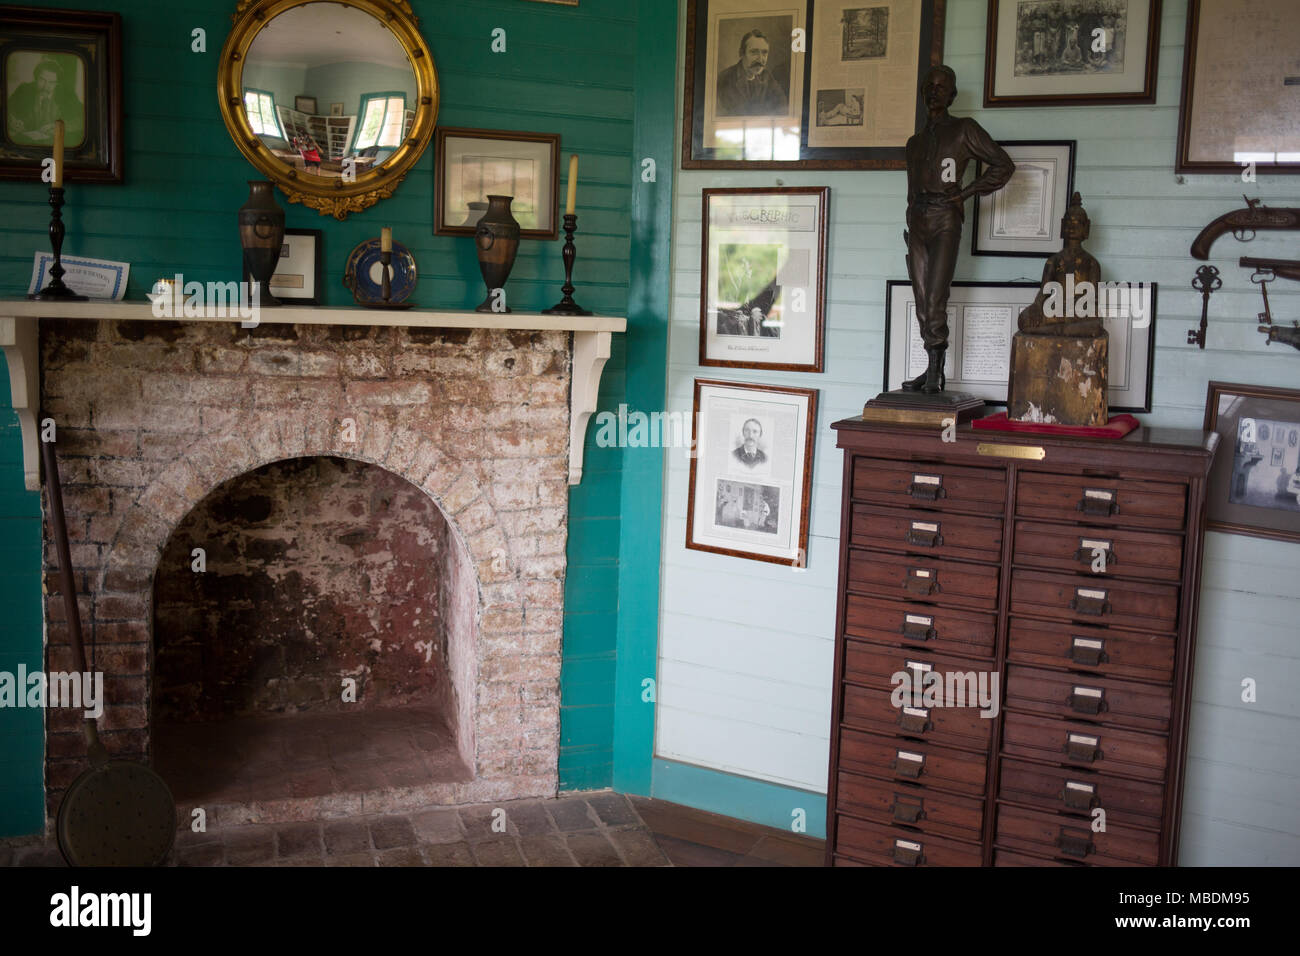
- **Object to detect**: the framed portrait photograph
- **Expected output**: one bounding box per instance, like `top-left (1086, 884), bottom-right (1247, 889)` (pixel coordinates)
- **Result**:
top-left (883, 280), bottom-right (1157, 412)
top-left (700, 186), bottom-right (828, 372)
top-left (687, 379), bottom-right (818, 566)
top-left (971, 140), bottom-right (1076, 257)
top-left (682, 0), bottom-right (945, 169)
top-left (434, 127), bottom-right (560, 239)
top-left (1176, 0), bottom-right (1300, 174)
top-left (244, 228), bottom-right (323, 305)
top-left (983, 0), bottom-right (1161, 107)
top-left (1204, 382), bottom-right (1300, 544)
top-left (0, 7), bottom-right (122, 182)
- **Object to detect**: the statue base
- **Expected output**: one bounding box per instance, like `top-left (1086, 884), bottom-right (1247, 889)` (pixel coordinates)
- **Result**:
top-left (1007, 331), bottom-right (1108, 427)
top-left (862, 388), bottom-right (986, 427)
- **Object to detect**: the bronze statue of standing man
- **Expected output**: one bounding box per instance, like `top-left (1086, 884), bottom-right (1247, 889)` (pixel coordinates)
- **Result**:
top-left (903, 66), bottom-right (1014, 393)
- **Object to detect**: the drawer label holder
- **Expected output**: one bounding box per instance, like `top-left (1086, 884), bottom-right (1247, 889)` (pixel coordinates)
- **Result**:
top-left (1069, 636), bottom-right (1107, 666)
top-left (1070, 587), bottom-right (1112, 617)
top-left (1065, 732), bottom-right (1102, 763)
top-left (1061, 780), bottom-right (1099, 811)
top-left (892, 838), bottom-right (925, 866)
top-left (906, 519), bottom-right (942, 548)
top-left (907, 474), bottom-right (945, 501)
top-left (901, 613), bottom-right (936, 642)
top-left (1077, 487), bottom-right (1120, 517)
top-left (1068, 685), bottom-right (1107, 715)
top-left (893, 749), bottom-right (926, 778)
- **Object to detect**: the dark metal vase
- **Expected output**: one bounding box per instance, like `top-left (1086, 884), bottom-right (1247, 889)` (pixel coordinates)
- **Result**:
top-left (474, 194), bottom-right (520, 313)
top-left (239, 180), bottom-right (285, 307)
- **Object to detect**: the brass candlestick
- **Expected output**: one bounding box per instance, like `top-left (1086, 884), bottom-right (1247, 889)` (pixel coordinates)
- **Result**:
top-left (543, 213), bottom-right (592, 316)
top-left (29, 186), bottom-right (87, 301)
top-left (381, 249), bottom-right (392, 303)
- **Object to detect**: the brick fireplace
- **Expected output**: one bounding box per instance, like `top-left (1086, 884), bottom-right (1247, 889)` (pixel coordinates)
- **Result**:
top-left (19, 310), bottom-right (615, 826)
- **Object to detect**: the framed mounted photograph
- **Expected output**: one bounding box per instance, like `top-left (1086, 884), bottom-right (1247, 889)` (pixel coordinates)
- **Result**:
top-left (1176, 0), bottom-right (1300, 175)
top-left (883, 280), bottom-right (1157, 412)
top-left (687, 379), bottom-right (818, 566)
top-left (700, 187), bottom-right (828, 371)
top-left (983, 0), bottom-right (1161, 107)
top-left (244, 228), bottom-right (323, 305)
top-left (329, 102), bottom-right (344, 117)
top-left (0, 7), bottom-right (122, 182)
top-left (434, 127), bottom-right (559, 239)
top-left (682, 0), bottom-right (945, 169)
top-left (1204, 382), bottom-right (1300, 544)
top-left (294, 95), bottom-right (317, 115)
top-left (971, 141), bottom-right (1076, 257)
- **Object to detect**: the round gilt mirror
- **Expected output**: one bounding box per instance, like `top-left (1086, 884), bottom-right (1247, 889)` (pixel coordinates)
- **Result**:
top-left (217, 0), bottom-right (438, 219)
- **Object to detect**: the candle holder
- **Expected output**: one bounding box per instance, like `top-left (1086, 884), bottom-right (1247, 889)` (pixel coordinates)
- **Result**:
top-left (543, 213), bottom-right (592, 316)
top-left (28, 186), bottom-right (87, 302)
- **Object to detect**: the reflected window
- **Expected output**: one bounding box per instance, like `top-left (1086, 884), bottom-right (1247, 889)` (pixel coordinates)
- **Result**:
top-left (354, 92), bottom-right (406, 150)
top-left (243, 88), bottom-right (283, 139)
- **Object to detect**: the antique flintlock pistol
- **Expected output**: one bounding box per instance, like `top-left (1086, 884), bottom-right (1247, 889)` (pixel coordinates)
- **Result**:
top-left (1191, 196), bottom-right (1300, 260)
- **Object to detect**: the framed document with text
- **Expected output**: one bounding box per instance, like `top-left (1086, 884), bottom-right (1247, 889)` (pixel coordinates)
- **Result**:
top-left (971, 141), bottom-right (1076, 257)
top-left (883, 280), bottom-right (1157, 412)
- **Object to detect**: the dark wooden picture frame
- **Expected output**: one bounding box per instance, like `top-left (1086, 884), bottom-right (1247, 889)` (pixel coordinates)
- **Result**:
top-left (686, 378), bottom-right (818, 566)
top-left (434, 126), bottom-right (560, 239)
top-left (1204, 381), bottom-right (1300, 544)
top-left (243, 227), bottom-right (323, 306)
top-left (983, 0), bottom-right (1160, 108)
top-left (971, 140), bottom-right (1076, 257)
top-left (699, 186), bottom-right (828, 372)
top-left (682, 0), bottom-right (945, 170)
top-left (1176, 0), bottom-right (1300, 175)
top-left (0, 6), bottom-right (122, 182)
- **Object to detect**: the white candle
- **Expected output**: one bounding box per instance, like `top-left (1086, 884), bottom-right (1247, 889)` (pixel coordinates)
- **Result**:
top-left (380, 227), bottom-right (392, 253)
top-left (53, 119), bottom-right (64, 188)
top-left (565, 154), bottom-right (578, 216)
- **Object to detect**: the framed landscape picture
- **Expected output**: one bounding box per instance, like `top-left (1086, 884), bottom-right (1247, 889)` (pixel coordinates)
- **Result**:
top-left (1204, 382), bottom-right (1300, 544)
top-left (883, 280), bottom-right (1157, 412)
top-left (0, 7), bottom-right (122, 182)
top-left (983, 0), bottom-right (1160, 107)
top-left (687, 379), bottom-right (818, 566)
top-left (1176, 0), bottom-right (1300, 174)
top-left (971, 140), bottom-right (1076, 257)
top-left (682, 0), bottom-right (945, 169)
top-left (434, 127), bottom-right (560, 239)
top-left (699, 186), bottom-right (828, 371)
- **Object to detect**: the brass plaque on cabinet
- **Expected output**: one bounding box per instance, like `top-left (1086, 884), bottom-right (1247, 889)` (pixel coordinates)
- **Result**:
top-left (976, 442), bottom-right (1045, 460)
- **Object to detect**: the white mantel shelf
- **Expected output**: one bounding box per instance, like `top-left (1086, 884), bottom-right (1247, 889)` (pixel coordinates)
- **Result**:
top-left (0, 300), bottom-right (625, 491)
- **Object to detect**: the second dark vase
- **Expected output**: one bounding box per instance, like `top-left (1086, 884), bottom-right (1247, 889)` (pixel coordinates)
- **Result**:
top-left (474, 194), bottom-right (520, 313)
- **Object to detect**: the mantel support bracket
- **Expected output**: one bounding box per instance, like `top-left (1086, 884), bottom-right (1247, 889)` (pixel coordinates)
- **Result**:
top-left (569, 330), bottom-right (612, 485)
top-left (0, 316), bottom-right (38, 492)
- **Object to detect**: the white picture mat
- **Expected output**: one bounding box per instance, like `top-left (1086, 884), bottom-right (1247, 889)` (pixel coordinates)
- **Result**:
top-left (269, 233), bottom-right (317, 298)
top-left (991, 0), bottom-right (1153, 98)
top-left (973, 143), bottom-right (1073, 254)
top-left (690, 383), bottom-right (811, 561)
top-left (703, 191), bottom-right (823, 367)
top-left (884, 281), bottom-right (1154, 410)
top-left (440, 135), bottom-right (554, 232)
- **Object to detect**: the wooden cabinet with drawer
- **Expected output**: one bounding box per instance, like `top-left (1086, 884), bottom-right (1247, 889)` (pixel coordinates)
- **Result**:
top-left (826, 418), bottom-right (1217, 866)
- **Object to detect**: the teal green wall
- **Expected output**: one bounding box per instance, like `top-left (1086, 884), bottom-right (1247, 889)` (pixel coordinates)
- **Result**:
top-left (0, 0), bottom-right (677, 835)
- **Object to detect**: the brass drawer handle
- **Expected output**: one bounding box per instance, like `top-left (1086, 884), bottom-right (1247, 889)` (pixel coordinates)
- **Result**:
top-left (904, 568), bottom-right (937, 596)
top-left (892, 749), bottom-right (926, 778)
top-left (1069, 588), bottom-right (1111, 617)
top-left (1064, 733), bottom-right (1102, 763)
top-left (892, 838), bottom-right (925, 866)
top-left (1073, 540), bottom-right (1118, 568)
top-left (1060, 781), bottom-right (1099, 812)
top-left (1068, 686), bottom-right (1106, 715)
top-left (1056, 827), bottom-right (1094, 859)
top-left (897, 706), bottom-right (932, 734)
top-left (1076, 488), bottom-right (1119, 516)
top-left (905, 520), bottom-right (942, 548)
top-left (891, 796), bottom-right (925, 824)
top-left (1068, 636), bottom-right (1107, 667)
top-left (900, 614), bottom-right (936, 642)
top-left (908, 474), bottom-right (945, 501)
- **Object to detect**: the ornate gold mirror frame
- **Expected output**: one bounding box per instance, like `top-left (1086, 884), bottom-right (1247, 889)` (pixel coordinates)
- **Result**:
top-left (217, 0), bottom-right (438, 219)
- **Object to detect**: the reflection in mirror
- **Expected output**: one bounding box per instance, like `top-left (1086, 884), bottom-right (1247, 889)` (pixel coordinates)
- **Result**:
top-left (241, 2), bottom-right (416, 179)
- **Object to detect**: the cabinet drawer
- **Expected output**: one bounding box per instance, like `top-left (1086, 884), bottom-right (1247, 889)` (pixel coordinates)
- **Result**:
top-left (995, 804), bottom-right (1159, 866)
top-left (848, 548), bottom-right (1000, 612)
top-left (843, 594), bottom-right (996, 660)
top-left (998, 758), bottom-right (1165, 829)
top-left (836, 771), bottom-right (985, 843)
top-left (993, 850), bottom-right (1077, 867)
top-left (1007, 617), bottom-right (1175, 683)
top-left (843, 683), bottom-right (994, 751)
top-left (1009, 570), bottom-right (1179, 633)
top-left (1005, 665), bottom-right (1172, 733)
top-left (1012, 520), bottom-right (1183, 582)
top-left (852, 503), bottom-right (1003, 563)
top-left (853, 456), bottom-right (1006, 515)
top-left (838, 726), bottom-right (987, 796)
top-left (1016, 472), bottom-right (1186, 530)
top-left (1000, 712), bottom-right (1167, 781)
top-left (844, 640), bottom-right (998, 695)
top-left (836, 815), bottom-right (983, 867)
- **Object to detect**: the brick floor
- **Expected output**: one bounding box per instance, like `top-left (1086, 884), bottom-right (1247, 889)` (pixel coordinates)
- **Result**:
top-left (1, 792), bottom-right (823, 867)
